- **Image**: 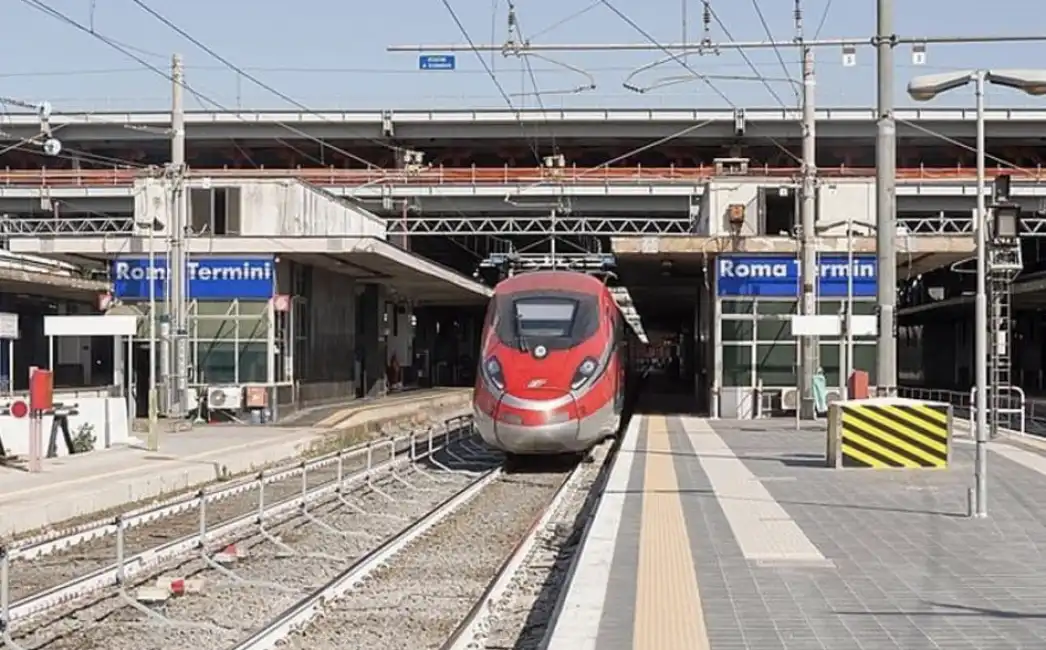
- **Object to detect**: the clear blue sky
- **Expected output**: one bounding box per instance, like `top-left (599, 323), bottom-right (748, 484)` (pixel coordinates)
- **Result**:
top-left (2, 0), bottom-right (1044, 111)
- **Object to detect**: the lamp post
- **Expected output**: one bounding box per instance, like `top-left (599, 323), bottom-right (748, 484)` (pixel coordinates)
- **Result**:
top-left (135, 216), bottom-right (164, 452)
top-left (907, 69), bottom-right (1046, 518)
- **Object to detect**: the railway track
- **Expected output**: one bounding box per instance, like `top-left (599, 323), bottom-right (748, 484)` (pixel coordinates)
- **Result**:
top-left (0, 417), bottom-right (479, 644)
top-left (2, 411), bottom-right (470, 603)
top-left (2, 422), bottom-right (619, 650)
top-left (256, 437), bottom-right (616, 650)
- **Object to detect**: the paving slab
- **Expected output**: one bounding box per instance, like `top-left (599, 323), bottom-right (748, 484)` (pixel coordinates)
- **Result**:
top-left (698, 418), bottom-right (1046, 649)
top-left (547, 414), bottom-right (1046, 650)
top-left (0, 389), bottom-right (471, 540)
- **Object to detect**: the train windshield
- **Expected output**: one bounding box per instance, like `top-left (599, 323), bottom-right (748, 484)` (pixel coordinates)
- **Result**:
top-left (514, 299), bottom-right (576, 337)
top-left (495, 290), bottom-right (599, 349)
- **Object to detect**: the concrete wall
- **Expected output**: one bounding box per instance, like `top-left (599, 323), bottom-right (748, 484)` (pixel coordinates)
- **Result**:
top-left (0, 396), bottom-right (130, 457)
top-left (238, 180), bottom-right (387, 238)
top-left (133, 177), bottom-right (388, 238)
top-left (702, 178), bottom-right (878, 236)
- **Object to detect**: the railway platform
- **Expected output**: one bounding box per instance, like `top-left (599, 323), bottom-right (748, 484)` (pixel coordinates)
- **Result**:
top-left (545, 415), bottom-right (1046, 650)
top-left (0, 388), bottom-right (471, 540)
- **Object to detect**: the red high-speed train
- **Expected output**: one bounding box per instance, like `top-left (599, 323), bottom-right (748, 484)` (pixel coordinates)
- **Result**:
top-left (472, 270), bottom-right (629, 457)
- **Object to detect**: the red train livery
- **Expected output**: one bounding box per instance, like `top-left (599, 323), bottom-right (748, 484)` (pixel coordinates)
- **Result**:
top-left (472, 270), bottom-right (629, 456)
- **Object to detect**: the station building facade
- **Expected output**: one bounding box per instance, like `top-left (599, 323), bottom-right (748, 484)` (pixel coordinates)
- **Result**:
top-left (112, 254), bottom-right (415, 416)
top-left (712, 253), bottom-right (879, 418)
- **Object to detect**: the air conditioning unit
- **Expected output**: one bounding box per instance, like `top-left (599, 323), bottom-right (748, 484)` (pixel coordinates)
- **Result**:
top-left (780, 388), bottom-right (799, 411)
top-left (207, 385), bottom-right (243, 411)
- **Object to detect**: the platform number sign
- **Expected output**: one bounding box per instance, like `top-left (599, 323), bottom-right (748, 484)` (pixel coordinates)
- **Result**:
top-left (842, 45), bottom-right (857, 67)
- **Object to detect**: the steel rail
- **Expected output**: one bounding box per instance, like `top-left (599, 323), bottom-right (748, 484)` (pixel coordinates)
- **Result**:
top-left (10, 405), bottom-right (470, 562)
top-left (226, 465), bottom-right (505, 650)
top-left (439, 457), bottom-right (589, 650)
top-left (3, 419), bottom-right (473, 626)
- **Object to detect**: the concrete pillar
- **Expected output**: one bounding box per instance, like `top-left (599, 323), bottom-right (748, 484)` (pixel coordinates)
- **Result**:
top-left (356, 284), bottom-right (386, 397)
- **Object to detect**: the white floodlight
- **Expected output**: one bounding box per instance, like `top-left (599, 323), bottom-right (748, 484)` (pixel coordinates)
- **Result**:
top-left (985, 69), bottom-right (1046, 96)
top-left (909, 69), bottom-right (1046, 101)
top-left (907, 71), bottom-right (975, 101)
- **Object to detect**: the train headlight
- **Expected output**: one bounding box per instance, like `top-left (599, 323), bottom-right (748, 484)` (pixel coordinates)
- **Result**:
top-left (483, 356), bottom-right (505, 390)
top-left (571, 356), bottom-right (599, 390)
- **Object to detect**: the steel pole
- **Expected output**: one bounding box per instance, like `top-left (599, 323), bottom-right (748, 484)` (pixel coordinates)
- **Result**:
top-left (147, 223), bottom-right (158, 451)
top-left (974, 71), bottom-right (989, 518)
top-left (875, 0), bottom-right (897, 395)
top-left (169, 54), bottom-right (188, 418)
top-left (798, 44), bottom-right (818, 419)
top-left (846, 217), bottom-right (855, 396)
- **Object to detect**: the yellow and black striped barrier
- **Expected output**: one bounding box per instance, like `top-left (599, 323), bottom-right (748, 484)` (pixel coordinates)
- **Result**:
top-left (827, 399), bottom-right (951, 469)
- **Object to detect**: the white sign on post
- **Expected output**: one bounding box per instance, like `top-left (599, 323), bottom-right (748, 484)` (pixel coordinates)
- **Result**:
top-left (0, 312), bottom-right (19, 340)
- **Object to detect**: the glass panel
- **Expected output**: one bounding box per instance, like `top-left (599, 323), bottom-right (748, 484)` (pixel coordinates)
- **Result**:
top-left (853, 344), bottom-right (878, 384)
top-left (757, 317), bottom-right (791, 341)
top-left (197, 341), bottom-right (236, 384)
top-left (721, 299), bottom-right (754, 314)
top-left (756, 343), bottom-right (796, 386)
top-left (196, 301), bottom-right (235, 316)
top-left (239, 342), bottom-right (268, 383)
top-left (820, 343), bottom-right (841, 386)
top-left (721, 319), bottom-right (753, 343)
top-left (817, 300), bottom-right (842, 315)
top-left (821, 342), bottom-right (878, 386)
top-left (237, 316), bottom-right (267, 342)
top-left (514, 298), bottom-right (576, 337)
top-left (722, 344), bottom-right (752, 387)
top-left (238, 301), bottom-right (269, 316)
top-left (852, 300), bottom-right (877, 315)
top-left (196, 317), bottom-right (235, 339)
top-left (757, 300), bottom-right (798, 315)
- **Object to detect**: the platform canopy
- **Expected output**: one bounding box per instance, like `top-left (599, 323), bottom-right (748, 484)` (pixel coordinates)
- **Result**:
top-left (611, 235), bottom-right (975, 278)
top-left (8, 236), bottom-right (491, 305)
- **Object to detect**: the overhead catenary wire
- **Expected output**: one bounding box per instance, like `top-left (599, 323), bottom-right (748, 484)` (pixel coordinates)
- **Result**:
top-left (19, 0), bottom-right (387, 171)
top-left (437, 0), bottom-right (546, 168)
top-left (703, 2), bottom-right (790, 108)
top-left (812, 0), bottom-right (833, 40)
top-left (600, 0), bottom-right (801, 164)
top-left (750, 0), bottom-right (797, 99)
top-left (125, 0), bottom-right (400, 168)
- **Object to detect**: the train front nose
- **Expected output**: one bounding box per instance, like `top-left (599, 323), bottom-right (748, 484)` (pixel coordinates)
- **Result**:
top-left (485, 389), bottom-right (584, 454)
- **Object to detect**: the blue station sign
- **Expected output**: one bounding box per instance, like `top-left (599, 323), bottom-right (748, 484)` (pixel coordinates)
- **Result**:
top-left (716, 254), bottom-right (877, 298)
top-left (112, 256), bottom-right (275, 301)
top-left (419, 54), bottom-right (456, 70)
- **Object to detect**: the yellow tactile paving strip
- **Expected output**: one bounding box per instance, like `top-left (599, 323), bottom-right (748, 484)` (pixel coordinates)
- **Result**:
top-left (633, 415), bottom-right (710, 650)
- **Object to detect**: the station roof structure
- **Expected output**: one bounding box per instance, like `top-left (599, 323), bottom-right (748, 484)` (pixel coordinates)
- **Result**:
top-left (7, 236), bottom-right (491, 306)
top-left (611, 234), bottom-right (975, 278)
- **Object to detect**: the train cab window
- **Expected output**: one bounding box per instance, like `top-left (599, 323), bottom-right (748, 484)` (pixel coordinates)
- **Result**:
top-left (514, 299), bottom-right (576, 337)
top-left (495, 291), bottom-right (599, 349)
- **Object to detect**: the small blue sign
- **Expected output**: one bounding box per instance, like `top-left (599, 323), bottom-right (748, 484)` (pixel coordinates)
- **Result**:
top-left (419, 54), bottom-right (456, 71)
top-left (112, 256), bottom-right (275, 301)
top-left (716, 254), bottom-right (878, 298)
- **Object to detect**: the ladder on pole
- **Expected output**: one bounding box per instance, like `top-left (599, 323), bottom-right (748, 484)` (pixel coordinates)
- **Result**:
top-left (987, 247), bottom-right (1021, 438)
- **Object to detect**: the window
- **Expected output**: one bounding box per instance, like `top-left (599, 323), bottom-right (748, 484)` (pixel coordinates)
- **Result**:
top-left (514, 299), bottom-right (577, 337)
top-left (722, 345), bottom-right (753, 387)
top-left (196, 341), bottom-right (236, 384)
top-left (721, 319), bottom-right (753, 343)
top-left (756, 343), bottom-right (796, 386)
top-left (239, 343), bottom-right (268, 383)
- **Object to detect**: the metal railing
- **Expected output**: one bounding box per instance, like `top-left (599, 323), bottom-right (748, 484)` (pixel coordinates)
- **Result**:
top-left (896, 386), bottom-right (1038, 436)
top-left (4, 164), bottom-right (1046, 187)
